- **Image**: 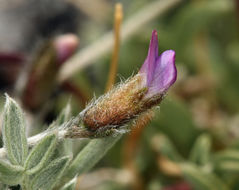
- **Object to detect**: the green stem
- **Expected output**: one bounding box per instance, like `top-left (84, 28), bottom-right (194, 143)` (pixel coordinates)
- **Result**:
top-left (66, 135), bottom-right (122, 179)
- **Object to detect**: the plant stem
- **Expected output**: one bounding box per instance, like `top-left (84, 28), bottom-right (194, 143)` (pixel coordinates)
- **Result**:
top-left (105, 3), bottom-right (123, 92)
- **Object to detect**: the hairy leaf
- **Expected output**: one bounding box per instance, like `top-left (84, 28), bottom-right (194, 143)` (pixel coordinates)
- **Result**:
top-left (189, 134), bottom-right (211, 165)
top-left (56, 103), bottom-right (73, 156)
top-left (25, 134), bottom-right (57, 175)
top-left (0, 184), bottom-right (9, 190)
top-left (59, 177), bottom-right (77, 190)
top-left (56, 102), bottom-right (72, 125)
top-left (2, 95), bottom-right (28, 166)
top-left (180, 163), bottom-right (229, 190)
top-left (31, 156), bottom-right (70, 190)
top-left (0, 160), bottom-right (24, 185)
top-left (66, 135), bottom-right (121, 180)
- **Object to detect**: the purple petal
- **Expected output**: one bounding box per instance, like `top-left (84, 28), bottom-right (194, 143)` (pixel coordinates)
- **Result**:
top-left (147, 50), bottom-right (177, 96)
top-left (139, 30), bottom-right (159, 86)
top-left (54, 34), bottom-right (79, 65)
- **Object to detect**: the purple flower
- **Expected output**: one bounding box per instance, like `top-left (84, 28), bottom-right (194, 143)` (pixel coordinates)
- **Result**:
top-left (82, 30), bottom-right (177, 130)
top-left (139, 30), bottom-right (177, 99)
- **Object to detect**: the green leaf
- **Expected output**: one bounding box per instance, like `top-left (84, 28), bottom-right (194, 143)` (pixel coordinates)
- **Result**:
top-left (151, 134), bottom-right (183, 162)
top-left (2, 95), bottom-right (28, 166)
top-left (154, 99), bottom-right (199, 155)
top-left (59, 177), bottom-right (77, 190)
top-left (214, 150), bottom-right (239, 173)
top-left (31, 156), bottom-right (70, 190)
top-left (66, 135), bottom-right (121, 180)
top-left (189, 134), bottom-right (211, 165)
top-left (56, 102), bottom-right (72, 125)
top-left (180, 163), bottom-right (229, 190)
top-left (25, 134), bottom-right (57, 175)
top-left (56, 103), bottom-right (73, 156)
top-left (0, 160), bottom-right (24, 185)
top-left (0, 183), bottom-right (9, 190)
top-left (215, 150), bottom-right (239, 161)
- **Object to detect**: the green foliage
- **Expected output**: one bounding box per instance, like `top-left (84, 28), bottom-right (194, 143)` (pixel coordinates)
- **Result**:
top-left (154, 134), bottom-right (236, 189)
top-left (66, 135), bottom-right (122, 179)
top-left (25, 134), bottom-right (57, 175)
top-left (2, 95), bottom-right (28, 166)
top-left (56, 102), bottom-right (72, 126)
top-left (30, 156), bottom-right (70, 190)
top-left (154, 99), bottom-right (198, 154)
top-left (180, 163), bottom-right (229, 190)
top-left (0, 99), bottom-right (121, 189)
top-left (59, 177), bottom-right (77, 190)
top-left (214, 150), bottom-right (239, 173)
top-left (189, 134), bottom-right (212, 165)
top-left (56, 103), bottom-right (74, 156)
top-left (0, 184), bottom-right (8, 190)
top-left (0, 98), bottom-right (72, 189)
top-left (0, 0), bottom-right (239, 189)
top-left (0, 160), bottom-right (24, 185)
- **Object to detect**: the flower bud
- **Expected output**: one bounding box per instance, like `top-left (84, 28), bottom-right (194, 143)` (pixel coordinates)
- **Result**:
top-left (54, 34), bottom-right (79, 65)
top-left (82, 30), bottom-right (177, 130)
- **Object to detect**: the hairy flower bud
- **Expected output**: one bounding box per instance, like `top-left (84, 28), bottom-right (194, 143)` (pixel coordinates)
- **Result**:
top-left (82, 30), bottom-right (177, 130)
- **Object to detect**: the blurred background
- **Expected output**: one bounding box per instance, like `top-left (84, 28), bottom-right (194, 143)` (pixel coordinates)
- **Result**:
top-left (0, 0), bottom-right (238, 189)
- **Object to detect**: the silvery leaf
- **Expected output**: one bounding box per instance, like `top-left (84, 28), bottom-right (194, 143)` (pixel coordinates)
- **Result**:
top-left (31, 156), bottom-right (70, 190)
top-left (59, 177), bottom-right (77, 190)
top-left (2, 95), bottom-right (28, 166)
top-left (56, 102), bottom-right (72, 125)
top-left (25, 134), bottom-right (57, 175)
top-left (0, 159), bottom-right (24, 185)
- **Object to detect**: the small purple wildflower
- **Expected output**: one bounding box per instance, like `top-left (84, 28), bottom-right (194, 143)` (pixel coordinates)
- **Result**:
top-left (139, 30), bottom-right (177, 98)
top-left (82, 30), bottom-right (177, 130)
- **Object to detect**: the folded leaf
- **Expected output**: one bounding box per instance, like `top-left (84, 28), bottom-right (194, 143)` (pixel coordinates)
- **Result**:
top-left (31, 156), bottom-right (70, 190)
top-left (56, 102), bottom-right (72, 125)
top-left (180, 163), bottom-right (229, 190)
top-left (214, 150), bottom-right (239, 173)
top-left (59, 177), bottom-right (77, 190)
top-left (2, 95), bottom-right (28, 166)
top-left (0, 160), bottom-right (24, 185)
top-left (25, 134), bottom-right (57, 175)
top-left (215, 150), bottom-right (239, 162)
top-left (66, 135), bottom-right (121, 179)
top-left (56, 103), bottom-right (73, 156)
top-left (189, 134), bottom-right (211, 165)
top-left (0, 184), bottom-right (9, 190)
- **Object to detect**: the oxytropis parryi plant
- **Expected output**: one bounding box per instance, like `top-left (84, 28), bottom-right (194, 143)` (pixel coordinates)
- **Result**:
top-left (0, 30), bottom-right (177, 189)
top-left (66, 30), bottom-right (177, 138)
